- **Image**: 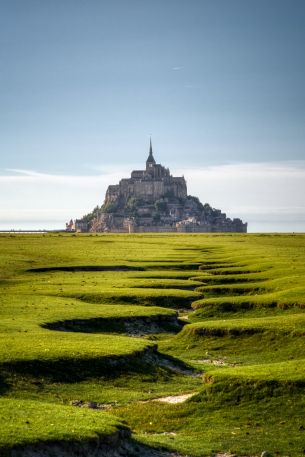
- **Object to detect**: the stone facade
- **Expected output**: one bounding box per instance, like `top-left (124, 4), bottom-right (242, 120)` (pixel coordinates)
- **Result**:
top-left (73, 141), bottom-right (247, 233)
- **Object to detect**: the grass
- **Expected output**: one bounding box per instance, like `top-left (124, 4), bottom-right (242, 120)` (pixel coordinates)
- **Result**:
top-left (0, 398), bottom-right (124, 449)
top-left (1, 232), bottom-right (305, 455)
top-left (118, 392), bottom-right (305, 457)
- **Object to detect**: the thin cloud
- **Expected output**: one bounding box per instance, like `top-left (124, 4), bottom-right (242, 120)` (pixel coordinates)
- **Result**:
top-left (5, 168), bottom-right (44, 177)
top-left (0, 169), bottom-right (121, 187)
top-left (184, 83), bottom-right (202, 89)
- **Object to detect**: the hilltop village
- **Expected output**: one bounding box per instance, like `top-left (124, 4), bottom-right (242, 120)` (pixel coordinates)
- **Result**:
top-left (67, 141), bottom-right (247, 233)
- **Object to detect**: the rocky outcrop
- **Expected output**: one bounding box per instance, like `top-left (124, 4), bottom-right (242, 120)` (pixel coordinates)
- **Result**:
top-left (75, 141), bottom-right (247, 233)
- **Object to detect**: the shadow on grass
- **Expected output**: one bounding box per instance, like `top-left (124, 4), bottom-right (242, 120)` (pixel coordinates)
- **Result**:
top-left (0, 373), bottom-right (9, 395)
top-left (1, 348), bottom-right (197, 384)
top-left (196, 285), bottom-right (269, 296)
top-left (41, 315), bottom-right (183, 335)
top-left (146, 263), bottom-right (201, 271)
top-left (5, 433), bottom-right (187, 457)
top-left (195, 377), bottom-right (305, 405)
top-left (66, 293), bottom-right (196, 309)
top-left (1, 350), bottom-right (156, 383)
top-left (192, 300), bottom-right (278, 318)
top-left (28, 265), bottom-right (145, 273)
top-left (198, 276), bottom-right (268, 284)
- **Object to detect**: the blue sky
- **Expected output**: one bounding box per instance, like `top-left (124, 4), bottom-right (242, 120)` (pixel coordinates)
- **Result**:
top-left (1, 0), bottom-right (305, 231)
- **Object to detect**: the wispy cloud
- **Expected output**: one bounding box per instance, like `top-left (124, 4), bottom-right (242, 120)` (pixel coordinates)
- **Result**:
top-left (171, 66), bottom-right (184, 71)
top-left (184, 83), bottom-right (202, 89)
top-left (5, 168), bottom-right (43, 176)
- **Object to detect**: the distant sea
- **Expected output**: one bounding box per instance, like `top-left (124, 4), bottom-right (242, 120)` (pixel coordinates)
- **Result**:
top-left (0, 221), bottom-right (64, 232)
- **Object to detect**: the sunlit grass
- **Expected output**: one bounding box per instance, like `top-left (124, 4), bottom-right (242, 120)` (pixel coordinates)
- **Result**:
top-left (0, 398), bottom-right (123, 449)
top-left (1, 232), bottom-right (305, 455)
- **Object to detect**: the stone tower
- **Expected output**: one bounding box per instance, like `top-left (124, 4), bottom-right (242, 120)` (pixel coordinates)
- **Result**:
top-left (146, 138), bottom-right (156, 173)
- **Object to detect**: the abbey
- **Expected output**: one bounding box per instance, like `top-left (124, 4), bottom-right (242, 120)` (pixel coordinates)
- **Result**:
top-left (73, 141), bottom-right (247, 233)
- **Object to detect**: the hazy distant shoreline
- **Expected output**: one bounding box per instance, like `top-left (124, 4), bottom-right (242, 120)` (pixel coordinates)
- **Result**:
top-left (0, 221), bottom-right (305, 233)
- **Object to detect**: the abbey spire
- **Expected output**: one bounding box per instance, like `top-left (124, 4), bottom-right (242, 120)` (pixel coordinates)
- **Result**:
top-left (146, 137), bottom-right (156, 166)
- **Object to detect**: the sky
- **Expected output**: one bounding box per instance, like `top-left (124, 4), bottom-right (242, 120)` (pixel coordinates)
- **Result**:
top-left (1, 0), bottom-right (305, 231)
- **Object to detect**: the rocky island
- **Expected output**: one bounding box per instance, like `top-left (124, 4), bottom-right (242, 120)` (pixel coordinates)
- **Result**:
top-left (68, 140), bottom-right (247, 233)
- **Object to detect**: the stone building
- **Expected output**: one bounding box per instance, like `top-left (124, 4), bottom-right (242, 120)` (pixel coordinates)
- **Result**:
top-left (74, 140), bottom-right (247, 233)
top-left (65, 219), bottom-right (75, 232)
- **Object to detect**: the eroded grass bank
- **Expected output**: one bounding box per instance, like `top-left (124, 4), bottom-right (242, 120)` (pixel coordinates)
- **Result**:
top-left (1, 233), bottom-right (305, 456)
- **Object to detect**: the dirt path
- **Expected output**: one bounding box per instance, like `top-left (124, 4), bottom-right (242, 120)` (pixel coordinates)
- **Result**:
top-left (151, 392), bottom-right (198, 404)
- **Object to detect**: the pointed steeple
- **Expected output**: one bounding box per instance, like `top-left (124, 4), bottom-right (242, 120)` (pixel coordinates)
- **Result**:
top-left (149, 137), bottom-right (153, 155)
top-left (146, 137), bottom-right (156, 165)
